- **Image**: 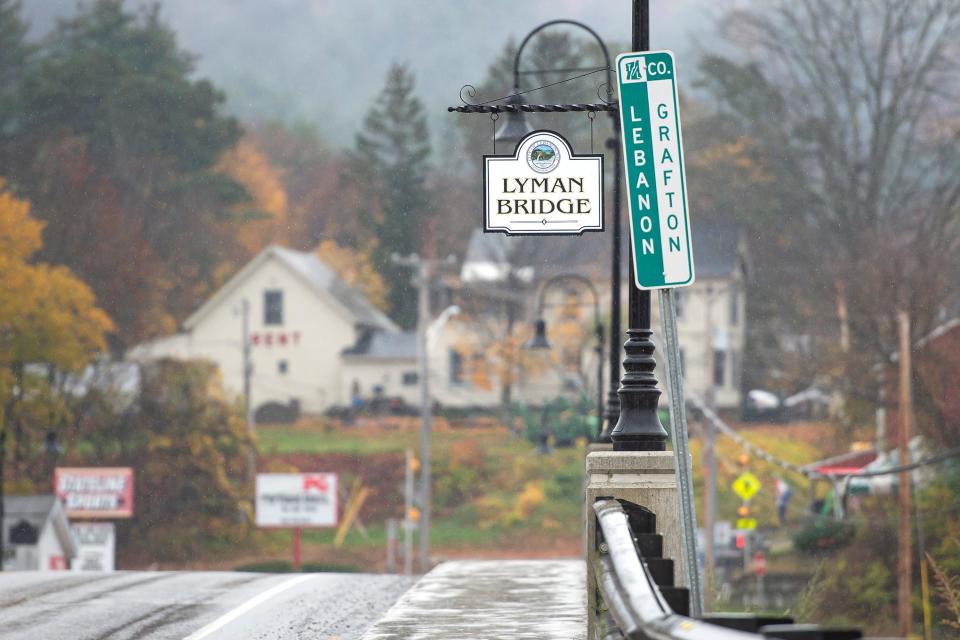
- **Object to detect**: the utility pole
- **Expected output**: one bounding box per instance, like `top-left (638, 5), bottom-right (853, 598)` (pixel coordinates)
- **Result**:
top-left (702, 286), bottom-right (717, 607)
top-left (0, 430), bottom-right (5, 572)
top-left (416, 259), bottom-right (432, 573)
top-left (897, 310), bottom-right (913, 639)
top-left (391, 253), bottom-right (435, 573)
top-left (240, 299), bottom-right (256, 485)
top-left (404, 448), bottom-right (415, 576)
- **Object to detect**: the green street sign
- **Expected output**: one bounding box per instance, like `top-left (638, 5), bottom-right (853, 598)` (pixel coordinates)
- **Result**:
top-left (616, 51), bottom-right (695, 289)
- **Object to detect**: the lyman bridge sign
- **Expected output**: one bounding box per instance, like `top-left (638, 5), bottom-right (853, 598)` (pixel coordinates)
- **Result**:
top-left (484, 130), bottom-right (603, 235)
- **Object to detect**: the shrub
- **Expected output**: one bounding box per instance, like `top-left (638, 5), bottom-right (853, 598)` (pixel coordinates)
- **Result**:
top-left (793, 518), bottom-right (856, 554)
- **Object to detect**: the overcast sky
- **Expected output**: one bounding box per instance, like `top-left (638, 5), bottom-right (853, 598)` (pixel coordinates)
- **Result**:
top-left (25, 1), bottom-right (730, 147)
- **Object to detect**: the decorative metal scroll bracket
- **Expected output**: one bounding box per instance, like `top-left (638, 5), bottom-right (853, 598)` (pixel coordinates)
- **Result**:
top-left (449, 102), bottom-right (616, 114)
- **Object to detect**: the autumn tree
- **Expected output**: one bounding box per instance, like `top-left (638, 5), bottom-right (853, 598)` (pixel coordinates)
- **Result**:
top-left (215, 135), bottom-right (292, 267)
top-left (9, 0), bottom-right (247, 346)
top-left (315, 239), bottom-right (387, 311)
top-left (700, 0), bottom-right (960, 410)
top-left (66, 359), bottom-right (253, 561)
top-left (352, 63), bottom-right (432, 328)
top-left (0, 180), bottom-right (113, 472)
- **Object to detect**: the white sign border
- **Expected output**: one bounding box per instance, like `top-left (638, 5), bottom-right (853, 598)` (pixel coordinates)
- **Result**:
top-left (255, 472), bottom-right (339, 529)
top-left (615, 50), bottom-right (696, 290)
top-left (483, 129), bottom-right (605, 236)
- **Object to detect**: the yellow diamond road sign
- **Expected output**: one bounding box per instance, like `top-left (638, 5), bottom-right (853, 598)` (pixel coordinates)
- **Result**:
top-left (732, 472), bottom-right (761, 501)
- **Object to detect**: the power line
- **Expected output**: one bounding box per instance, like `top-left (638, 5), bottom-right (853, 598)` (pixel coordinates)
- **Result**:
top-left (688, 396), bottom-right (960, 480)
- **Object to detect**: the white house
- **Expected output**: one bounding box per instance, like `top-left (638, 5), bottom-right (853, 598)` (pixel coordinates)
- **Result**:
top-left (652, 220), bottom-right (750, 411)
top-left (129, 245), bottom-right (397, 415)
top-left (2, 495), bottom-right (77, 571)
top-left (458, 221), bottom-right (749, 413)
top-left (340, 330), bottom-right (420, 407)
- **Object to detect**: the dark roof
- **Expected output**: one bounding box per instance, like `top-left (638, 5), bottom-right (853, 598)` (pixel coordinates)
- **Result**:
top-left (462, 229), bottom-right (611, 281)
top-left (185, 246), bottom-right (397, 332)
top-left (692, 220), bottom-right (745, 279)
top-left (342, 329), bottom-right (417, 360)
top-left (3, 496), bottom-right (58, 546)
top-left (461, 219), bottom-right (745, 281)
top-left (273, 247), bottom-right (397, 330)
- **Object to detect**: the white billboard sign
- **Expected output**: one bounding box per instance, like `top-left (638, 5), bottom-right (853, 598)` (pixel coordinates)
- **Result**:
top-left (255, 473), bottom-right (339, 528)
top-left (72, 522), bottom-right (116, 572)
top-left (484, 130), bottom-right (603, 235)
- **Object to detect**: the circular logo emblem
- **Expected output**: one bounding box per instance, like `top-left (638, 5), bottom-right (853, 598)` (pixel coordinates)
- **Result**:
top-left (526, 139), bottom-right (560, 173)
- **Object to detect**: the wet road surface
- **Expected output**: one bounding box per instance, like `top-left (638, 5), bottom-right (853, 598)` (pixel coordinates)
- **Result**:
top-left (0, 570), bottom-right (413, 640)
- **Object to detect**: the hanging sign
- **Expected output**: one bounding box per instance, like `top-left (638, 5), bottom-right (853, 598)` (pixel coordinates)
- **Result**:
top-left (484, 130), bottom-right (603, 235)
top-left (616, 51), bottom-right (695, 289)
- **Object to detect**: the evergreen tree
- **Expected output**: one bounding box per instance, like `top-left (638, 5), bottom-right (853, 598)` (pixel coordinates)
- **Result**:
top-left (0, 0), bottom-right (31, 149)
top-left (13, 0), bottom-right (246, 345)
top-left (353, 63), bottom-right (431, 328)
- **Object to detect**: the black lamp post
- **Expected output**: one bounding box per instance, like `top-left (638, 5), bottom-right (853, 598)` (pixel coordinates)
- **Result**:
top-left (503, 20), bottom-right (624, 442)
top-left (460, 3), bottom-right (666, 451)
top-left (608, 0), bottom-right (668, 452)
top-left (523, 274), bottom-right (604, 442)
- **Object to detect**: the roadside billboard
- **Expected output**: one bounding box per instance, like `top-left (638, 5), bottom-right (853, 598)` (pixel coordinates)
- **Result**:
top-left (255, 473), bottom-right (338, 528)
top-left (54, 467), bottom-right (134, 519)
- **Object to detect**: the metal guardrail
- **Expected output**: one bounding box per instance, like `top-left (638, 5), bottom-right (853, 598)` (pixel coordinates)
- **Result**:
top-left (594, 499), bottom-right (760, 640)
top-left (592, 499), bottom-right (864, 640)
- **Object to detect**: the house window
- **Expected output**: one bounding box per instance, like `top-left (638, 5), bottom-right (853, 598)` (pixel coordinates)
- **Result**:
top-left (729, 288), bottom-right (739, 325)
top-left (731, 350), bottom-right (740, 390)
top-left (402, 372), bottom-right (418, 386)
top-left (713, 349), bottom-right (726, 387)
top-left (449, 349), bottom-right (464, 385)
top-left (277, 360), bottom-right (288, 375)
top-left (264, 290), bottom-right (283, 325)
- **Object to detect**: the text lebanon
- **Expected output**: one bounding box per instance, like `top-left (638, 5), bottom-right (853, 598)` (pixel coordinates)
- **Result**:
top-left (630, 102), bottom-right (682, 257)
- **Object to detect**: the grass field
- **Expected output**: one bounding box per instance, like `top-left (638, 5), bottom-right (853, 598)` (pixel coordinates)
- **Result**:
top-left (242, 416), bottom-right (843, 571)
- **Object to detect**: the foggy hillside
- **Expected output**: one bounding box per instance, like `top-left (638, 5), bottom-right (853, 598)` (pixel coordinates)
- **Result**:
top-left (25, 0), bottom-right (718, 147)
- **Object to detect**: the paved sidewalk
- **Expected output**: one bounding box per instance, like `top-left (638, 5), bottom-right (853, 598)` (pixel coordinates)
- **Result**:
top-left (362, 560), bottom-right (586, 640)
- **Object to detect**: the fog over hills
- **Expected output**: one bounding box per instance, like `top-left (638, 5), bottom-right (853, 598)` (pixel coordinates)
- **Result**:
top-left (25, 1), bottom-right (721, 147)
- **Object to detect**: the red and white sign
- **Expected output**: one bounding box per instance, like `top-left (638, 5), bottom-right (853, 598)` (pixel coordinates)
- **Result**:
top-left (54, 467), bottom-right (134, 519)
top-left (255, 473), bottom-right (338, 528)
top-left (753, 551), bottom-right (766, 577)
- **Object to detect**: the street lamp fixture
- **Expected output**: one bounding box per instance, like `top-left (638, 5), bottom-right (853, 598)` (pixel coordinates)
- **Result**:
top-left (494, 92), bottom-right (534, 151)
top-left (523, 319), bottom-right (551, 350)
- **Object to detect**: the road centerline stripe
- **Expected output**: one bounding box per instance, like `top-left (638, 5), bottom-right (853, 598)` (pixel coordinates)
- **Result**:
top-left (182, 574), bottom-right (315, 640)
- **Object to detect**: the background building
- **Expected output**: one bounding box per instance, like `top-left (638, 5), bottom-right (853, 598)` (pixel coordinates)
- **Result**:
top-left (129, 245), bottom-right (397, 415)
top-left (2, 496), bottom-right (77, 571)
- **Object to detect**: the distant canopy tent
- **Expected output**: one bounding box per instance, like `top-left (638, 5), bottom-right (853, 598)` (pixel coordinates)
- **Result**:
top-left (802, 449), bottom-right (879, 512)
top-left (806, 449), bottom-right (879, 476)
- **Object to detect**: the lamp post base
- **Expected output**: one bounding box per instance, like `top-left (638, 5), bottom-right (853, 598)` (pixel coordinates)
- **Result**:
top-left (609, 327), bottom-right (668, 452)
